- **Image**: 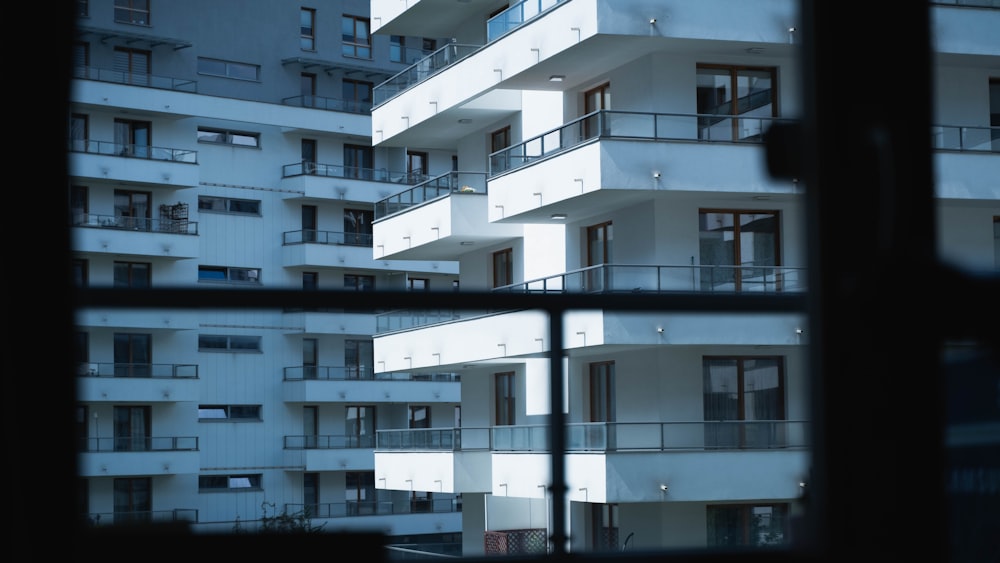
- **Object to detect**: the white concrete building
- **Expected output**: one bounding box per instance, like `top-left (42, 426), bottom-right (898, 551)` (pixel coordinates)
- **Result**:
top-left (367, 0), bottom-right (1000, 556)
top-left (70, 0), bottom-right (464, 549)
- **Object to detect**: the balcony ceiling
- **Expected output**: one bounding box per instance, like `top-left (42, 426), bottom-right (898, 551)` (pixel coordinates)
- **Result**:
top-left (373, 0), bottom-right (504, 37)
top-left (75, 24), bottom-right (192, 50)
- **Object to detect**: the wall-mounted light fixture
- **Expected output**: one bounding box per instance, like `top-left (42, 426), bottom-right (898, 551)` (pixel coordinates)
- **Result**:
top-left (649, 18), bottom-right (657, 24)
top-left (549, 75), bottom-right (564, 82)
top-left (653, 171), bottom-right (661, 179)
top-left (659, 483), bottom-right (669, 492)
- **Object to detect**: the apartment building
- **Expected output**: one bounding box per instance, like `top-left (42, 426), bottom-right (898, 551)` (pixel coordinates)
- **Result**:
top-left (69, 0), bottom-right (466, 546)
top-left (366, 0), bottom-right (1000, 557)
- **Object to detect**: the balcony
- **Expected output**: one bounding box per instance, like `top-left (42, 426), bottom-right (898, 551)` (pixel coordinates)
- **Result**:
top-left (932, 125), bottom-right (1000, 200)
top-left (281, 230), bottom-right (376, 269)
top-left (78, 437), bottom-right (200, 477)
top-left (486, 0), bottom-right (569, 42)
top-left (77, 363), bottom-right (200, 402)
top-left (67, 139), bottom-right (199, 188)
top-left (74, 309), bottom-right (200, 331)
top-left (72, 214), bottom-right (199, 259)
top-left (282, 366), bottom-right (460, 403)
top-left (376, 427), bottom-right (493, 493)
top-left (282, 499), bottom-right (462, 537)
top-left (84, 509), bottom-right (198, 529)
top-left (377, 422), bottom-right (809, 503)
top-left (281, 161), bottom-right (426, 203)
top-left (283, 434), bottom-right (375, 471)
top-left (281, 94), bottom-right (371, 114)
top-left (73, 65), bottom-right (197, 92)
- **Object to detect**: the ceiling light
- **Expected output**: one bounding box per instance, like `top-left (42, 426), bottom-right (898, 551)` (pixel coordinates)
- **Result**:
top-left (550, 213), bottom-right (567, 220)
top-left (458, 118), bottom-right (472, 124)
top-left (459, 241), bottom-right (474, 246)
top-left (549, 75), bottom-right (565, 82)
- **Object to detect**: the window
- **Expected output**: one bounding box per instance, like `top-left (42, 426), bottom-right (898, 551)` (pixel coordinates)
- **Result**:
top-left (390, 35), bottom-right (405, 63)
top-left (72, 41), bottom-right (89, 77)
top-left (345, 471), bottom-right (376, 514)
top-left (491, 126), bottom-right (511, 154)
top-left (583, 82), bottom-right (610, 137)
top-left (699, 209), bottom-right (780, 291)
top-left (114, 261), bottom-right (150, 289)
top-left (991, 78), bottom-right (1000, 148)
top-left (344, 144), bottom-right (373, 178)
top-left (198, 196), bottom-right (260, 215)
top-left (197, 127), bottom-right (260, 147)
top-left (113, 405), bottom-right (150, 451)
top-left (198, 474), bottom-right (263, 491)
top-left (77, 0), bottom-right (89, 17)
top-left (346, 406), bottom-right (375, 448)
top-left (302, 205), bottom-right (317, 242)
top-left (407, 150), bottom-right (428, 181)
top-left (113, 47), bottom-right (150, 85)
top-left (411, 490), bottom-right (432, 513)
top-left (409, 405), bottom-right (430, 429)
top-left (114, 333), bottom-right (151, 377)
top-left (492, 248), bottom-right (513, 288)
top-left (303, 338), bottom-right (318, 380)
top-left (343, 79), bottom-right (373, 113)
top-left (198, 266), bottom-right (261, 284)
top-left (300, 74), bottom-right (317, 107)
top-left (344, 274), bottom-right (375, 291)
top-left (345, 339), bottom-right (373, 380)
top-left (69, 113), bottom-right (88, 152)
top-left (70, 184), bottom-right (88, 223)
top-left (703, 356), bottom-right (786, 448)
top-left (994, 217), bottom-right (1000, 269)
top-left (409, 278), bottom-right (429, 291)
top-left (114, 0), bottom-right (149, 25)
top-left (300, 7), bottom-right (316, 51)
top-left (591, 504), bottom-right (619, 552)
top-left (197, 405), bottom-right (262, 421)
top-left (114, 189), bottom-right (151, 230)
top-left (303, 473), bottom-right (319, 516)
top-left (495, 372), bottom-right (515, 426)
top-left (197, 57), bottom-right (260, 81)
top-left (302, 271), bottom-right (318, 291)
top-left (73, 259), bottom-right (88, 288)
top-left (707, 503), bottom-right (789, 547)
top-left (589, 361), bottom-right (615, 423)
top-left (344, 209), bottom-right (373, 246)
top-left (114, 477), bottom-right (151, 524)
top-left (697, 64), bottom-right (777, 141)
top-left (341, 15), bottom-right (371, 59)
top-left (114, 119), bottom-right (151, 157)
top-left (198, 334), bottom-right (262, 352)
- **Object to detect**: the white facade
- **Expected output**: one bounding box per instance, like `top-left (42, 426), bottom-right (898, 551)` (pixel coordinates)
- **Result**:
top-left (368, 0), bottom-right (1000, 556)
top-left (71, 0), bottom-right (464, 545)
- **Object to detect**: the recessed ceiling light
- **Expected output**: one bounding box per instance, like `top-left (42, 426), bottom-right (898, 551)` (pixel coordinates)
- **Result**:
top-left (549, 75), bottom-right (565, 82)
top-left (459, 241), bottom-right (474, 245)
top-left (550, 213), bottom-right (567, 220)
top-left (458, 118), bottom-right (472, 124)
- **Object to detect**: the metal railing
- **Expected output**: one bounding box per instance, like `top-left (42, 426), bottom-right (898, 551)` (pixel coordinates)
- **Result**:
top-left (284, 366), bottom-right (460, 381)
top-left (284, 434), bottom-right (376, 449)
top-left (281, 160), bottom-right (425, 184)
top-left (85, 509), bottom-right (198, 527)
top-left (282, 229), bottom-right (373, 247)
top-left (280, 94), bottom-right (371, 114)
top-left (285, 498), bottom-right (460, 519)
top-left (493, 263), bottom-right (806, 294)
top-left (375, 308), bottom-right (508, 334)
top-left (931, 125), bottom-right (1000, 152)
top-left (489, 110), bottom-right (793, 176)
top-left (375, 421), bottom-right (809, 452)
top-left (67, 139), bottom-right (198, 164)
top-left (76, 362), bottom-right (199, 378)
top-left (374, 171), bottom-right (487, 221)
top-left (72, 65), bottom-right (197, 92)
top-left (487, 0), bottom-right (568, 41)
top-left (373, 43), bottom-right (480, 105)
top-left (72, 213), bottom-right (198, 235)
top-left (80, 436), bottom-right (199, 452)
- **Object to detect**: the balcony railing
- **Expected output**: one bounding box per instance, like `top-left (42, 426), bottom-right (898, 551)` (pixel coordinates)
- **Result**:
top-left (931, 125), bottom-right (1000, 152)
top-left (284, 366), bottom-right (460, 381)
top-left (283, 229), bottom-right (373, 247)
top-left (285, 498), bottom-right (460, 519)
top-left (376, 422), bottom-right (809, 452)
top-left (76, 362), bottom-right (199, 378)
top-left (68, 139), bottom-right (198, 164)
top-left (85, 509), bottom-right (198, 527)
top-left (72, 213), bottom-right (198, 235)
top-left (280, 94), bottom-right (371, 114)
top-left (374, 171), bottom-right (487, 221)
top-left (493, 263), bottom-right (807, 294)
top-left (73, 65), bottom-right (197, 92)
top-left (282, 160), bottom-right (425, 184)
top-left (284, 434), bottom-right (376, 449)
top-left (375, 264), bottom-right (804, 334)
top-left (373, 43), bottom-right (480, 105)
top-left (487, 0), bottom-right (568, 41)
top-left (489, 110), bottom-right (794, 176)
top-left (80, 436), bottom-right (199, 452)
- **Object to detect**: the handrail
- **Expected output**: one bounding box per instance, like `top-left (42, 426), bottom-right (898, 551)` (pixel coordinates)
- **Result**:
top-left (487, 0), bottom-right (568, 42)
top-left (282, 229), bottom-right (373, 247)
top-left (67, 138), bottom-right (198, 164)
top-left (76, 362), bottom-right (199, 378)
top-left (373, 43), bottom-right (481, 105)
top-left (282, 160), bottom-right (422, 184)
top-left (374, 171), bottom-right (487, 221)
top-left (280, 94), bottom-right (371, 114)
top-left (72, 214), bottom-right (198, 235)
top-left (283, 365), bottom-right (460, 381)
top-left (80, 436), bottom-right (199, 452)
top-left (72, 65), bottom-right (197, 92)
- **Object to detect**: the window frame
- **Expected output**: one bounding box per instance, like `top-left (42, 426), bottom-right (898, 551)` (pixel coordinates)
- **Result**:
top-left (114, 0), bottom-right (150, 26)
top-left (197, 334), bottom-right (262, 353)
top-left (196, 57), bottom-right (260, 81)
top-left (197, 127), bottom-right (260, 148)
top-left (197, 405), bottom-right (263, 421)
top-left (341, 15), bottom-right (372, 59)
top-left (300, 7), bottom-right (316, 51)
